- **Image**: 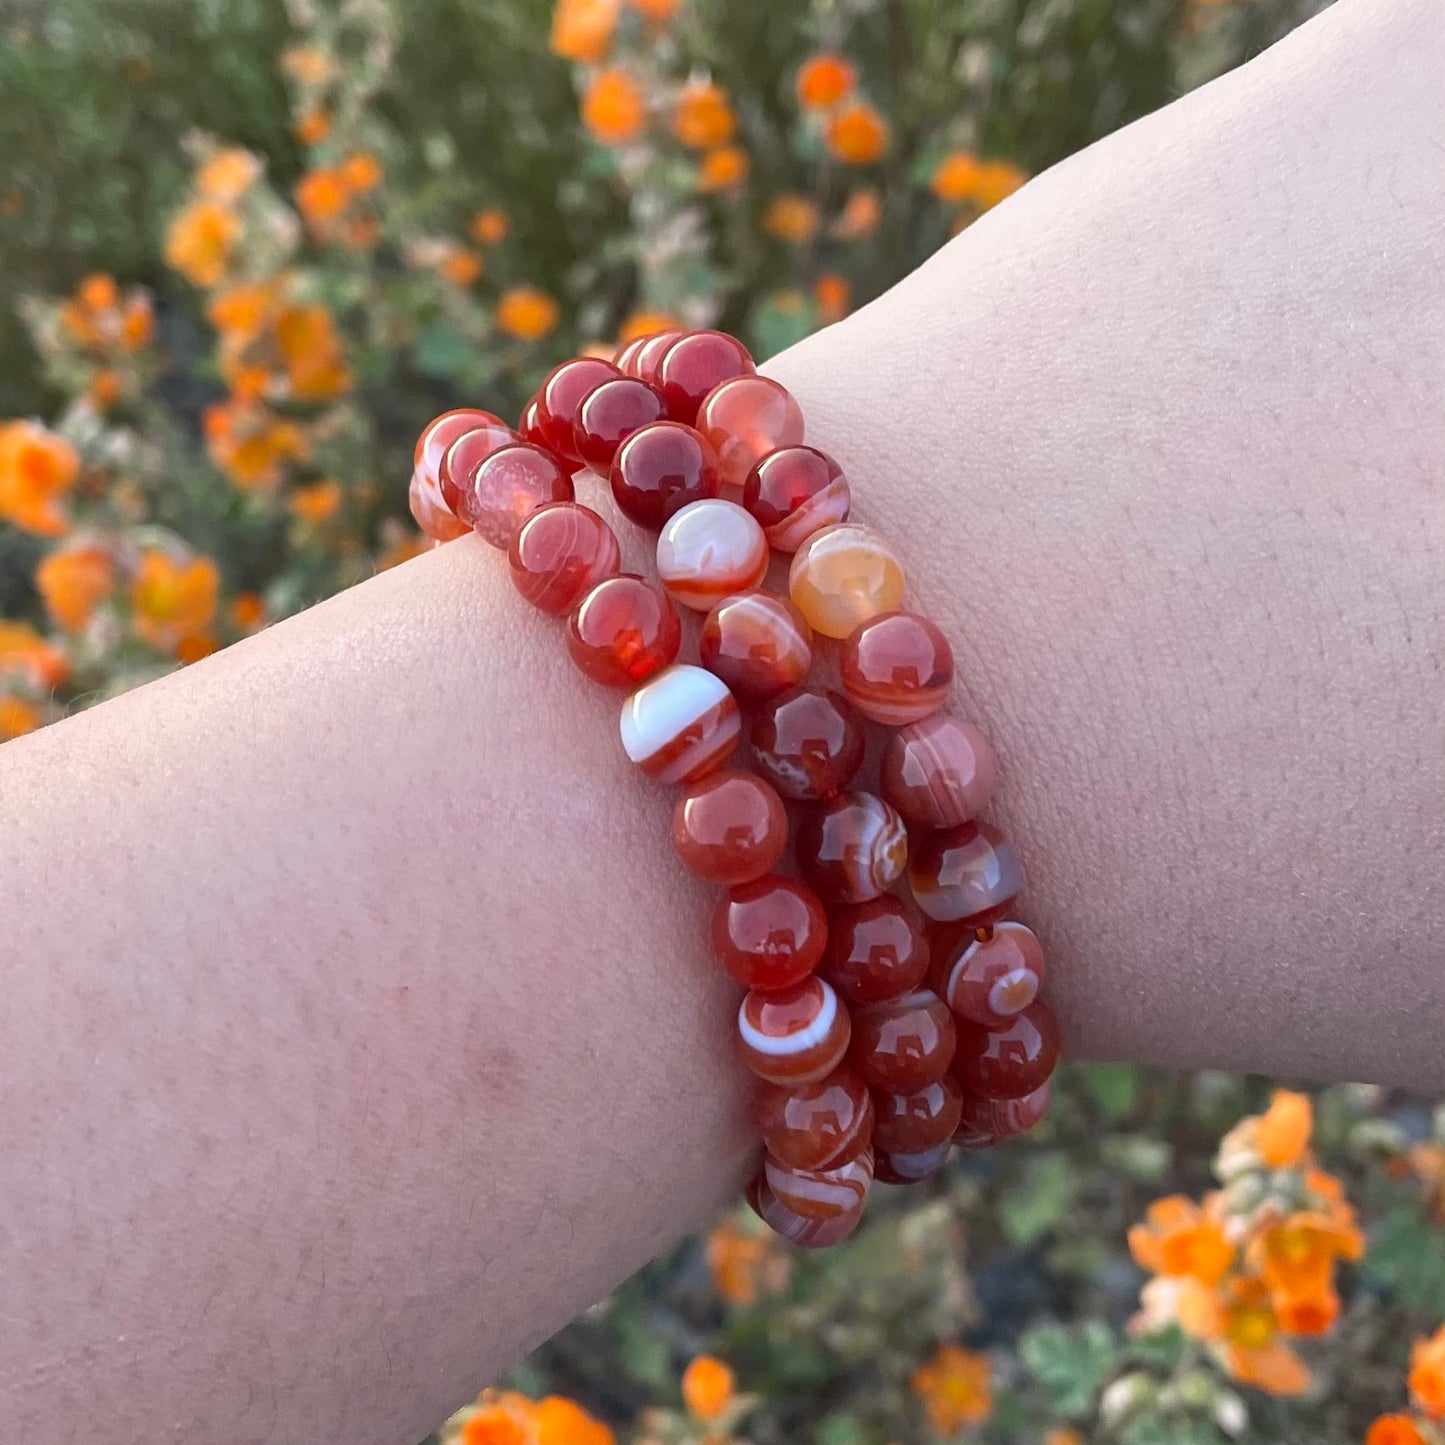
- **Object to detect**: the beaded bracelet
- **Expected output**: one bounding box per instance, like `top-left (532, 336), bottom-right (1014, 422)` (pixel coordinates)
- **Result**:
top-left (409, 328), bottom-right (1059, 1249)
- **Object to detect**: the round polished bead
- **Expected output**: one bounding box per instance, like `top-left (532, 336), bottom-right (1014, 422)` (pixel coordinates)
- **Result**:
top-left (567, 574), bottom-right (681, 688)
top-left (631, 330), bottom-right (685, 385)
top-left (938, 921), bottom-right (1047, 1027)
top-left (872, 1073), bottom-right (964, 1155)
top-left (613, 333), bottom-right (653, 374)
top-left (619, 663), bottom-right (741, 785)
top-left (954, 1080), bottom-right (1051, 1140)
top-left (796, 791), bottom-right (909, 905)
top-left (737, 975), bottom-right (851, 1085)
top-left (820, 896), bottom-right (930, 1007)
top-left (749, 686), bottom-right (866, 801)
top-left (743, 445), bottom-right (851, 553)
top-left (711, 873), bottom-right (828, 991)
top-left (789, 523), bottom-right (906, 639)
top-left (409, 467), bottom-right (469, 542)
top-left (747, 1173), bottom-right (864, 1249)
top-left (656, 330), bottom-right (755, 423)
top-left (764, 1147), bottom-right (873, 1222)
top-left (672, 770), bottom-right (787, 885)
top-left (874, 1140), bottom-right (952, 1185)
top-left (756, 1067), bottom-right (873, 1171)
top-left (536, 357), bottom-right (621, 464)
top-left (610, 421), bottom-right (722, 530)
top-left (508, 502), bottom-right (621, 615)
top-left (952, 1000), bottom-right (1061, 1100)
top-left (656, 499), bottom-right (769, 611)
top-left (519, 396), bottom-right (546, 448)
top-left (848, 987), bottom-right (957, 1094)
top-left (415, 409), bottom-right (511, 514)
top-left (438, 415), bottom-right (519, 515)
top-left (699, 591), bottom-right (813, 703)
top-left (573, 376), bottom-right (666, 471)
top-left (462, 442), bottom-right (574, 550)
top-left (696, 375), bottom-right (805, 490)
top-left (908, 820), bottom-right (1022, 926)
top-left (881, 715), bottom-right (996, 831)
top-left (841, 610), bottom-right (954, 725)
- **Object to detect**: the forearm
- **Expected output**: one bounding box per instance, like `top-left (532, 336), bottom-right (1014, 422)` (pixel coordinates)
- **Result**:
top-left (1, 0), bottom-right (1441, 1440)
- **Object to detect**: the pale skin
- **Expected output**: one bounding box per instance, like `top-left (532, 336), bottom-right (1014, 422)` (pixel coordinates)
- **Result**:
top-left (2, 0), bottom-right (1442, 1439)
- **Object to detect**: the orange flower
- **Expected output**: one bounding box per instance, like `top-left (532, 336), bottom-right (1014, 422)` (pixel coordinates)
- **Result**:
top-left (460, 1396), bottom-right (534, 1445)
top-left (1045, 1432), bottom-right (1084, 1445)
top-left (618, 309), bottom-right (680, 342)
top-left (89, 369), bottom-right (123, 409)
top-left (496, 286), bottom-right (560, 342)
top-left (276, 304), bottom-right (352, 400)
top-left (672, 81), bottom-right (734, 150)
top-left (1257, 1090), bottom-right (1313, 1168)
top-left (1134, 1275), bottom-right (1227, 1341)
top-left (833, 186), bottom-right (881, 239)
top-left (1367, 1415), bottom-right (1429, 1445)
top-left (826, 102), bottom-right (888, 164)
top-left (704, 1216), bottom-right (787, 1304)
top-left (0, 620), bottom-right (69, 691)
top-left (681, 1357), bottom-right (734, 1421)
top-left (796, 53), bottom-right (855, 110)
top-left (582, 69), bottom-right (647, 145)
top-left (295, 169), bottom-right (351, 227)
top-left (1410, 1326), bottom-right (1445, 1419)
top-left (131, 551), bottom-right (220, 653)
top-left (1270, 1283), bottom-right (1339, 1337)
top-left (813, 272), bottom-right (850, 323)
top-left (165, 200), bottom-right (241, 287)
top-left (931, 151), bottom-right (981, 202)
top-left (120, 294), bottom-right (154, 351)
top-left (197, 148), bottom-right (262, 204)
top-left (229, 592), bottom-right (267, 633)
top-left (440, 247), bottom-right (484, 287)
top-left (281, 45), bottom-right (332, 86)
top-left (289, 479), bottom-right (344, 524)
top-left (911, 1344), bottom-right (992, 1434)
top-left (533, 1396), bottom-right (613, 1445)
top-left (209, 280), bottom-right (281, 344)
top-left (341, 152), bottom-right (383, 193)
top-left (1128, 1196), bottom-right (1234, 1286)
top-left (972, 160), bottom-right (1027, 209)
top-left (1223, 1338), bottom-right (1310, 1397)
top-left (763, 194), bottom-right (820, 244)
top-left (294, 109), bottom-right (331, 145)
top-left (0, 696), bottom-right (42, 739)
top-left (0, 420), bottom-right (80, 536)
top-left (627, 0), bottom-right (678, 20)
top-left (204, 400), bottom-right (307, 490)
top-left (1249, 1209), bottom-right (1363, 1309)
top-left (78, 273), bottom-right (119, 313)
top-left (549, 0), bottom-right (621, 63)
top-left (697, 145), bottom-right (748, 192)
top-left (36, 543), bottom-right (114, 631)
top-left (470, 208), bottom-right (511, 245)
top-left (175, 632), bottom-right (221, 664)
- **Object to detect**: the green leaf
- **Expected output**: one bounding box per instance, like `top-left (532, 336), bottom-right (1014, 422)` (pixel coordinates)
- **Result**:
top-left (1019, 1320), bottom-right (1118, 1418)
top-left (1001, 1151), bottom-right (1074, 1246)
top-left (412, 320), bottom-right (474, 379)
top-left (1081, 1062), bottom-right (1142, 1120)
top-left (748, 293), bottom-right (817, 361)
top-left (1364, 1200), bottom-right (1445, 1313)
top-left (815, 1411), bottom-right (867, 1445)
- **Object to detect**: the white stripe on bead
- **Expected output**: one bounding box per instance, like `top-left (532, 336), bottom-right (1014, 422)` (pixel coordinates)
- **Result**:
top-left (737, 979), bottom-right (839, 1057)
top-left (619, 664), bottom-right (733, 765)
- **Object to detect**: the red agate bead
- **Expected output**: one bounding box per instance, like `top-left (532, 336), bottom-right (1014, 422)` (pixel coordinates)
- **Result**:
top-left (508, 502), bottom-right (621, 615)
top-left (696, 374), bottom-right (804, 490)
top-left (872, 1072), bottom-right (963, 1154)
top-left (937, 921), bottom-right (1047, 1027)
top-left (656, 329), bottom-right (755, 423)
top-left (951, 1000), bottom-right (1061, 1100)
top-left (820, 896), bottom-right (930, 1007)
top-left (461, 442), bottom-right (573, 550)
top-left (874, 1140), bottom-right (952, 1185)
top-left (881, 715), bottom-right (996, 831)
top-left (840, 610), bottom-right (954, 726)
top-left (737, 975), bottom-right (850, 1085)
top-left (699, 591), bottom-right (813, 702)
top-left (656, 499), bottom-right (769, 611)
top-left (954, 1080), bottom-right (1051, 1140)
top-left (613, 333), bottom-right (654, 375)
top-left (627, 330), bottom-right (684, 386)
top-left (619, 664), bottom-right (741, 785)
top-left (756, 1067), bottom-right (873, 1170)
top-left (415, 408), bottom-right (504, 498)
top-left (672, 771), bottom-right (787, 885)
top-left (763, 1147), bottom-right (873, 1221)
top-left (438, 415), bottom-right (519, 515)
top-left (519, 396), bottom-right (546, 447)
top-left (573, 375), bottom-right (665, 470)
top-left (743, 445), bottom-right (850, 553)
top-left (536, 356), bottom-right (620, 464)
top-left (796, 791), bottom-right (909, 905)
top-left (747, 1173), bottom-right (864, 1249)
top-left (908, 820), bottom-right (1022, 927)
top-left (409, 467), bottom-right (469, 543)
top-left (567, 574), bottom-right (681, 688)
top-left (848, 988), bottom-right (957, 1093)
top-left (611, 421), bottom-right (722, 530)
top-left (711, 873), bottom-right (828, 991)
top-left (749, 686), bottom-right (866, 802)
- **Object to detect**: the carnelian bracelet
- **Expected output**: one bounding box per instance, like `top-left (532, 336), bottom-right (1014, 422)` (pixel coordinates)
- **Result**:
top-left (409, 328), bottom-right (1060, 1249)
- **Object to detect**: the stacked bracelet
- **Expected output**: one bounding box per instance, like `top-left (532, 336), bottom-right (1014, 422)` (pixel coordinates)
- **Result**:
top-left (409, 328), bottom-right (1059, 1250)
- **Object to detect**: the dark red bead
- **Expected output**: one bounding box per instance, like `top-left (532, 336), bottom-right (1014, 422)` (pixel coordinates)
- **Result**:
top-left (908, 820), bottom-right (1022, 928)
top-left (796, 791), bottom-right (909, 905)
top-left (610, 420), bottom-right (722, 529)
top-left (613, 334), bottom-right (653, 374)
top-left (655, 330), bottom-right (755, 423)
top-left (955, 1081), bottom-right (1051, 1139)
top-left (820, 896), bottom-right (930, 1007)
top-left (874, 1140), bottom-right (952, 1184)
top-left (672, 770), bottom-right (788, 885)
top-left (743, 445), bottom-right (850, 553)
top-left (536, 357), bottom-right (621, 464)
top-left (520, 396), bottom-right (546, 447)
top-left (872, 1073), bottom-right (964, 1154)
top-left (951, 1000), bottom-right (1061, 1101)
top-left (699, 591), bottom-right (813, 703)
top-left (573, 376), bottom-right (666, 470)
top-left (756, 1067), bottom-right (873, 1170)
top-left (848, 988), bottom-right (957, 1093)
top-left (748, 686), bottom-right (866, 802)
top-left (711, 873), bottom-right (829, 991)
top-left (508, 502), bottom-right (621, 615)
top-left (567, 574), bottom-right (682, 688)
top-left (630, 330), bottom-right (684, 385)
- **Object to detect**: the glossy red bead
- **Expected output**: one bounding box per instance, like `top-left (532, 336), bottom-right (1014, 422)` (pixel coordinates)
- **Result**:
top-left (764, 1147), bottom-right (873, 1222)
top-left (437, 415), bottom-right (519, 515)
top-left (696, 374), bottom-right (805, 490)
top-left (613, 333), bottom-right (654, 374)
top-left (699, 591), bottom-right (813, 702)
top-left (461, 442), bottom-right (574, 550)
top-left (747, 1173), bottom-right (864, 1249)
top-left (737, 975), bottom-right (851, 1085)
top-left (620, 664), bottom-right (741, 785)
top-left (908, 820), bottom-right (1022, 927)
top-left (508, 502), bottom-right (621, 615)
top-left (951, 1000), bottom-right (1061, 1100)
top-left (748, 686), bottom-right (866, 802)
top-left (881, 715), bottom-right (996, 831)
top-left (628, 330), bottom-right (684, 385)
top-left (796, 791), bottom-right (909, 905)
top-left (872, 1073), bottom-right (964, 1154)
top-left (415, 409), bottom-right (512, 514)
top-left (672, 770), bottom-right (787, 885)
top-left (938, 921), bottom-right (1047, 1027)
top-left (536, 357), bottom-right (621, 464)
top-left (519, 396), bottom-right (546, 447)
top-left (954, 1080), bottom-right (1051, 1140)
top-left (848, 987), bottom-right (957, 1093)
top-left (743, 445), bottom-right (850, 553)
top-left (656, 329), bottom-right (755, 424)
top-left (567, 574), bottom-right (681, 688)
top-left (820, 896), bottom-right (930, 1007)
top-left (656, 499), bottom-right (769, 610)
top-left (840, 610), bottom-right (954, 726)
top-left (711, 873), bottom-right (829, 991)
top-left (409, 467), bottom-right (469, 542)
top-left (874, 1140), bottom-right (952, 1185)
top-left (572, 376), bottom-right (666, 470)
top-left (756, 1066), bottom-right (873, 1170)
top-left (610, 421), bottom-right (722, 530)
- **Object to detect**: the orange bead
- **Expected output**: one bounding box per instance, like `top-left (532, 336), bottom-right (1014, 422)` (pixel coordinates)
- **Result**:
top-left (874, 1140), bottom-right (952, 1185)
top-left (951, 1001), bottom-right (1060, 1101)
top-left (954, 1081), bottom-right (1051, 1142)
top-left (789, 522), bottom-right (905, 639)
top-left (656, 499), bottom-right (769, 611)
top-left (749, 686), bottom-right (866, 801)
top-left (756, 1066), bottom-right (873, 1170)
top-left (699, 590), bottom-right (813, 702)
top-left (619, 663), bottom-right (741, 785)
top-left (695, 375), bottom-right (804, 490)
top-left (796, 791), bottom-right (908, 904)
top-left (409, 467), bottom-right (469, 542)
top-left (881, 714), bottom-right (996, 830)
top-left (840, 610), bottom-right (954, 725)
top-left (568, 574), bottom-right (681, 687)
top-left (711, 873), bottom-right (828, 991)
top-left (744, 445), bottom-right (850, 553)
top-left (820, 896), bottom-right (931, 1007)
top-left (737, 975), bottom-right (851, 1085)
top-left (872, 1073), bottom-right (963, 1154)
top-left (936, 921), bottom-right (1046, 1027)
top-left (848, 987), bottom-right (956, 1093)
top-left (747, 1172), bottom-right (865, 1248)
top-left (908, 820), bottom-right (1021, 927)
top-left (764, 1147), bottom-right (873, 1221)
top-left (673, 770), bottom-right (788, 885)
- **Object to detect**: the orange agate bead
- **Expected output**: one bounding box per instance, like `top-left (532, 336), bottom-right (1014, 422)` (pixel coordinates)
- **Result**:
top-left (937, 921), bottom-right (1047, 1027)
top-left (737, 975), bottom-right (851, 1085)
top-left (789, 522), bottom-right (905, 639)
top-left (874, 1140), bottom-right (952, 1185)
top-left (536, 356), bottom-right (620, 464)
top-left (619, 663), bottom-right (741, 785)
top-left (840, 610), bottom-right (954, 725)
top-left (907, 820), bottom-right (1022, 927)
top-left (872, 1072), bottom-right (963, 1154)
top-left (672, 771), bottom-right (787, 885)
top-left (409, 466), bottom-right (469, 543)
top-left (508, 502), bottom-right (621, 615)
top-left (954, 1080), bottom-right (1052, 1142)
top-left (847, 987), bottom-right (957, 1093)
top-left (749, 686), bottom-right (866, 801)
top-left (744, 445), bottom-right (850, 552)
top-left (756, 1066), bottom-right (873, 1170)
top-left (763, 1147), bottom-right (873, 1221)
top-left (881, 715), bottom-right (996, 831)
top-left (656, 499), bottom-right (769, 611)
top-left (820, 896), bottom-right (930, 1007)
top-left (796, 791), bottom-right (908, 905)
top-left (711, 873), bottom-right (828, 991)
top-left (567, 574), bottom-right (681, 688)
top-left (699, 590), bottom-right (813, 702)
top-left (747, 1173), bottom-right (865, 1249)
top-left (696, 374), bottom-right (804, 490)
top-left (951, 1000), bottom-right (1061, 1100)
